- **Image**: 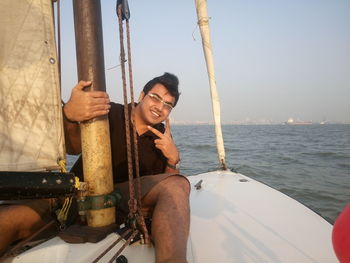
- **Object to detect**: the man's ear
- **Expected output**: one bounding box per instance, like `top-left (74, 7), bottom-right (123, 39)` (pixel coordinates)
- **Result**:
top-left (138, 92), bottom-right (145, 102)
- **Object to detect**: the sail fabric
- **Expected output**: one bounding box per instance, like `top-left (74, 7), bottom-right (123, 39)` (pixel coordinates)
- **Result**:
top-left (194, 0), bottom-right (226, 168)
top-left (0, 0), bottom-right (65, 171)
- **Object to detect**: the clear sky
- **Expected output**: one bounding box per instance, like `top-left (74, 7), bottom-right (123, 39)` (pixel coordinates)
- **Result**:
top-left (59, 0), bottom-right (350, 124)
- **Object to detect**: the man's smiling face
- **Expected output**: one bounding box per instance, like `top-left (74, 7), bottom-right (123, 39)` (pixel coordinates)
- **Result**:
top-left (137, 83), bottom-right (175, 126)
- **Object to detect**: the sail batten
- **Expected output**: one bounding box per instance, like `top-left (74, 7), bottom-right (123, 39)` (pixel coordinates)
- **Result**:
top-left (0, 0), bottom-right (65, 171)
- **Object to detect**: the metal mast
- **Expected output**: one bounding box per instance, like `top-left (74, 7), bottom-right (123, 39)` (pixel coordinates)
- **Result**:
top-left (72, 0), bottom-right (115, 227)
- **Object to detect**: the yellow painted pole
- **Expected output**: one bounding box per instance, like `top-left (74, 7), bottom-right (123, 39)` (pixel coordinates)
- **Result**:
top-left (73, 0), bottom-right (115, 227)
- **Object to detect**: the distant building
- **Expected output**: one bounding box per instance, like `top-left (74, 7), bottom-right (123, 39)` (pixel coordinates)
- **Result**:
top-left (285, 118), bottom-right (312, 125)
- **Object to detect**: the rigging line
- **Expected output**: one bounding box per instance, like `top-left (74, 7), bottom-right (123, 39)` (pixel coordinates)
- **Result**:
top-left (192, 16), bottom-right (211, 41)
top-left (108, 230), bottom-right (139, 263)
top-left (126, 18), bottom-right (150, 244)
top-left (92, 229), bottom-right (132, 263)
top-left (191, 24), bottom-right (199, 41)
top-left (55, 0), bottom-right (65, 106)
top-left (106, 60), bottom-right (127, 70)
top-left (116, 4), bottom-right (137, 215)
top-left (0, 220), bottom-right (56, 261)
top-left (54, 0), bottom-right (65, 106)
top-left (117, 1), bottom-right (149, 244)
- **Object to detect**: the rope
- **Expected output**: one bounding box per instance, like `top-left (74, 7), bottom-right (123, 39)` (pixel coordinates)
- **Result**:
top-left (93, 7), bottom-right (149, 258)
top-left (57, 157), bottom-right (73, 228)
top-left (58, 159), bottom-right (67, 173)
top-left (117, 4), bottom-right (137, 215)
top-left (126, 16), bottom-right (150, 245)
top-left (126, 18), bottom-right (140, 214)
top-left (0, 220), bottom-right (56, 261)
top-left (55, 0), bottom-right (65, 109)
top-left (56, 197), bottom-right (72, 227)
top-left (92, 229), bottom-right (132, 263)
top-left (108, 230), bottom-right (139, 263)
top-left (116, 1), bottom-right (150, 244)
top-left (197, 16), bottom-right (210, 26)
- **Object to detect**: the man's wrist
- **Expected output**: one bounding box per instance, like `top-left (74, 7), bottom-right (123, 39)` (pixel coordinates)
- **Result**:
top-left (62, 103), bottom-right (78, 124)
top-left (167, 158), bottom-right (180, 170)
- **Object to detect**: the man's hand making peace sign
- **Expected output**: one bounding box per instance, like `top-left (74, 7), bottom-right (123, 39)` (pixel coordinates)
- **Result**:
top-left (147, 118), bottom-right (180, 171)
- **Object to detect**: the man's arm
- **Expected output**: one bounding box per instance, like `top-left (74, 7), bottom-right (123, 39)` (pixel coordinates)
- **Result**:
top-left (63, 80), bottom-right (111, 154)
top-left (147, 119), bottom-right (180, 173)
top-left (63, 112), bottom-right (81, 155)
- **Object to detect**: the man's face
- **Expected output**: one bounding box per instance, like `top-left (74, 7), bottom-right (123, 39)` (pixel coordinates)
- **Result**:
top-left (137, 83), bottom-right (176, 126)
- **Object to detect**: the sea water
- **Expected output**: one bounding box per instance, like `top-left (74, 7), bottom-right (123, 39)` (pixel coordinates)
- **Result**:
top-left (68, 124), bottom-right (350, 224)
top-left (173, 124), bottom-right (350, 224)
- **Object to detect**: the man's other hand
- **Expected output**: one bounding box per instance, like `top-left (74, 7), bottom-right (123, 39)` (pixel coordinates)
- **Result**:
top-left (63, 80), bottom-right (111, 122)
top-left (147, 118), bottom-right (180, 166)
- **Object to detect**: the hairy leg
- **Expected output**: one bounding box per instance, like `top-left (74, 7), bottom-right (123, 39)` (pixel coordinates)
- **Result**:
top-left (0, 205), bottom-right (45, 256)
top-left (142, 176), bottom-right (190, 263)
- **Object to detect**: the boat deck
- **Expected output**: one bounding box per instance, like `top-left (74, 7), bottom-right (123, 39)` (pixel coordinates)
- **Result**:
top-left (5, 170), bottom-right (337, 262)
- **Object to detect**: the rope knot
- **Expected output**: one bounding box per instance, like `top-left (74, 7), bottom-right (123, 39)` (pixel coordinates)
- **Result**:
top-left (197, 16), bottom-right (210, 26)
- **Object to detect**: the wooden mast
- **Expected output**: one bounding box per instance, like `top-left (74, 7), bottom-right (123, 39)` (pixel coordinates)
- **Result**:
top-left (194, 0), bottom-right (227, 170)
top-left (72, 0), bottom-right (115, 227)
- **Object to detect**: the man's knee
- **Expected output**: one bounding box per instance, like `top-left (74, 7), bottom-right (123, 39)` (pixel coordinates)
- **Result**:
top-left (163, 176), bottom-right (191, 196)
top-left (142, 176), bottom-right (190, 208)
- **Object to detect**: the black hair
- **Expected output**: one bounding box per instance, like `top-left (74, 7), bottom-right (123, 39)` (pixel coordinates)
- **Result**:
top-left (142, 72), bottom-right (180, 107)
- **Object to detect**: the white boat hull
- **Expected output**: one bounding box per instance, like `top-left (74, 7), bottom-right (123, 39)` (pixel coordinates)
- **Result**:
top-left (188, 171), bottom-right (337, 263)
top-left (5, 171), bottom-right (337, 262)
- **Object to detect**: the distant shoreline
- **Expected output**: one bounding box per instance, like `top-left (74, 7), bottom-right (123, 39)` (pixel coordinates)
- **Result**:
top-left (171, 122), bottom-right (350, 126)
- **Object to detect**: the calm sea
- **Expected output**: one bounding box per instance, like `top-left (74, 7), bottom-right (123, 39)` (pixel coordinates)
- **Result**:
top-left (68, 124), bottom-right (350, 224)
top-left (172, 124), bottom-right (350, 224)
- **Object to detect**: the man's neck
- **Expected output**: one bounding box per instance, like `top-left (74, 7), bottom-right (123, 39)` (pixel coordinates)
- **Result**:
top-left (132, 107), bottom-right (149, 135)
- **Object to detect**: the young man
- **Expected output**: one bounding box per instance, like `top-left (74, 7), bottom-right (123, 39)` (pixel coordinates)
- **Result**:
top-left (0, 73), bottom-right (190, 263)
top-left (65, 72), bottom-right (190, 263)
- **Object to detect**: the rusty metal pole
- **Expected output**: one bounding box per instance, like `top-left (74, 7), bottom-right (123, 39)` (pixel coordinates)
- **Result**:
top-left (72, 0), bottom-right (115, 227)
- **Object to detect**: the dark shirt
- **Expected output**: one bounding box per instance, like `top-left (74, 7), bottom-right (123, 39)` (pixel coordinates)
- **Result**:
top-left (71, 103), bottom-right (167, 183)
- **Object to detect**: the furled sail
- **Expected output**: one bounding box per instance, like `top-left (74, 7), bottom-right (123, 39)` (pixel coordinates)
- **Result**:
top-left (0, 0), bottom-right (65, 171)
top-left (194, 0), bottom-right (226, 170)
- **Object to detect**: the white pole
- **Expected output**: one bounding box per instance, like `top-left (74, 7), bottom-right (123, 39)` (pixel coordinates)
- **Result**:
top-left (194, 0), bottom-right (227, 170)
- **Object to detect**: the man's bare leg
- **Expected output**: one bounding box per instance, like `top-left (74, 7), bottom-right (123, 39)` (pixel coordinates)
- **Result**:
top-left (0, 205), bottom-right (45, 256)
top-left (142, 176), bottom-right (190, 263)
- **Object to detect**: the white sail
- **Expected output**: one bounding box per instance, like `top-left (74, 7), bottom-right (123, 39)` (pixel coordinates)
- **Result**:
top-left (0, 0), bottom-right (65, 171)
